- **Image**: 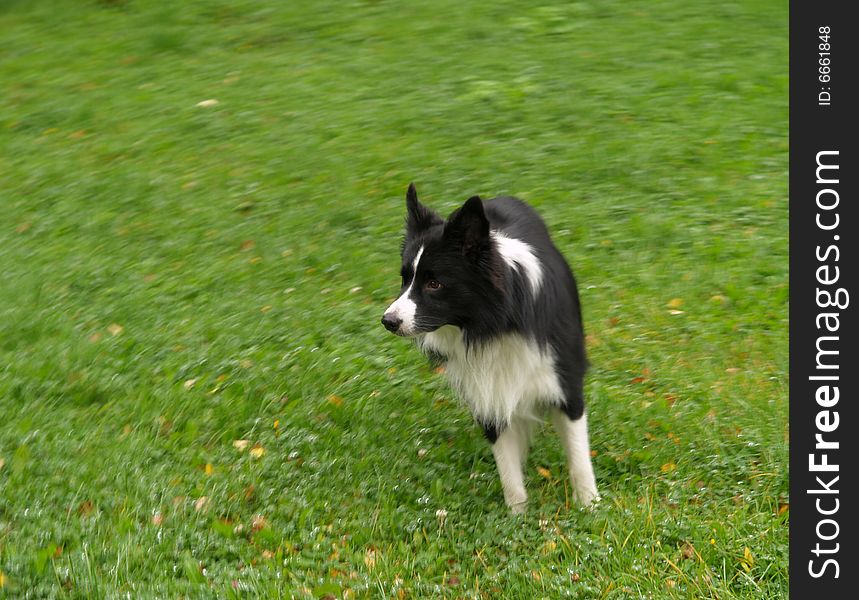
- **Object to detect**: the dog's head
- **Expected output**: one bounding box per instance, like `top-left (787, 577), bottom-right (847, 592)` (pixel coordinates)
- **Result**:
top-left (381, 183), bottom-right (502, 337)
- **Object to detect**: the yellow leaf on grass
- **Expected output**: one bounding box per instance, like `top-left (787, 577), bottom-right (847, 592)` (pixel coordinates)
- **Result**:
top-left (107, 323), bottom-right (123, 336)
top-left (328, 394), bottom-right (343, 407)
top-left (194, 496), bottom-right (208, 512)
top-left (204, 463), bottom-right (214, 476)
top-left (667, 298), bottom-right (684, 309)
top-left (778, 502), bottom-right (789, 515)
top-left (364, 548), bottom-right (376, 570)
top-left (250, 444), bottom-right (265, 459)
top-left (537, 467), bottom-right (552, 479)
top-left (0, 570), bottom-right (7, 588)
top-left (233, 439), bottom-right (249, 451)
top-left (741, 547), bottom-right (755, 572)
top-left (660, 462), bottom-right (676, 473)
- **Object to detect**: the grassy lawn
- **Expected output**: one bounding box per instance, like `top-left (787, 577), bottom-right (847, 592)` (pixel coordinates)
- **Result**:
top-left (0, 0), bottom-right (787, 597)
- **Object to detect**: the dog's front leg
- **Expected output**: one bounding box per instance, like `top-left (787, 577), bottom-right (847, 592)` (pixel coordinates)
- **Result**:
top-left (551, 409), bottom-right (599, 506)
top-left (489, 419), bottom-right (530, 514)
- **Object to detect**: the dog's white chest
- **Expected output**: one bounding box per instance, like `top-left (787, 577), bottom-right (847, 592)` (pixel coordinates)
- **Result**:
top-left (419, 326), bottom-right (564, 426)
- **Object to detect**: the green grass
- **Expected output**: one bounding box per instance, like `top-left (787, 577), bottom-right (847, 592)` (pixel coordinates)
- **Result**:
top-left (0, 0), bottom-right (787, 597)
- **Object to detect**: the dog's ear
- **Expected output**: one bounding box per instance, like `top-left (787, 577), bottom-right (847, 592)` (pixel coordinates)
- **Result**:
top-left (444, 195), bottom-right (490, 258)
top-left (405, 183), bottom-right (442, 235)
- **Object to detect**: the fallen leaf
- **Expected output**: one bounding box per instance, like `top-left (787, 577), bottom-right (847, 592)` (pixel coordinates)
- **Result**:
top-left (328, 394), bottom-right (343, 407)
top-left (194, 496), bottom-right (208, 512)
top-left (250, 444), bottom-right (265, 459)
top-left (741, 547), bottom-right (755, 572)
top-left (204, 463), bottom-right (214, 476)
top-left (0, 458), bottom-right (4, 470)
top-left (660, 462), bottom-right (676, 473)
top-left (107, 323), bottom-right (123, 336)
top-left (77, 500), bottom-right (95, 517)
top-left (261, 550), bottom-right (274, 559)
top-left (667, 298), bottom-right (683, 309)
top-left (447, 576), bottom-right (460, 586)
top-left (251, 514), bottom-right (268, 531)
top-left (680, 542), bottom-right (695, 560)
top-left (778, 502), bottom-right (789, 516)
top-left (183, 378), bottom-right (197, 390)
top-left (0, 571), bottom-right (6, 588)
top-left (240, 239), bottom-right (255, 251)
top-left (89, 332), bottom-right (102, 343)
top-left (417, 448), bottom-right (428, 459)
top-left (239, 359), bottom-right (253, 369)
top-left (571, 573), bottom-right (581, 582)
top-left (233, 439), bottom-right (249, 451)
top-left (364, 548), bottom-right (376, 570)
top-left (668, 309), bottom-right (684, 315)
top-left (196, 99), bottom-right (219, 107)
top-left (537, 466), bottom-right (552, 479)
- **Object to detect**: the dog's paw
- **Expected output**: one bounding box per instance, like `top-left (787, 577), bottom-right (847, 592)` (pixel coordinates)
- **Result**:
top-left (508, 500), bottom-right (528, 515)
top-left (572, 486), bottom-right (600, 508)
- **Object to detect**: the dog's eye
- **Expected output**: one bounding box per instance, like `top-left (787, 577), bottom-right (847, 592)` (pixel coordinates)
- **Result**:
top-left (426, 279), bottom-right (442, 290)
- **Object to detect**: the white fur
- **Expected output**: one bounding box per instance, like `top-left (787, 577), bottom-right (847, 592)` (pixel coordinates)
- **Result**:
top-left (419, 326), bottom-right (564, 427)
top-left (491, 417), bottom-right (531, 513)
top-left (383, 246), bottom-right (424, 334)
top-left (551, 410), bottom-right (599, 505)
top-left (491, 231), bottom-right (543, 296)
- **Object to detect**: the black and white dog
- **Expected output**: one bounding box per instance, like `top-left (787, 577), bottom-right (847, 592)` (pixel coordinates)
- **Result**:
top-left (381, 184), bottom-right (598, 513)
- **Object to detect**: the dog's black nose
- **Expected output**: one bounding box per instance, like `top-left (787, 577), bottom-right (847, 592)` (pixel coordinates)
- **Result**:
top-left (381, 313), bottom-right (402, 332)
